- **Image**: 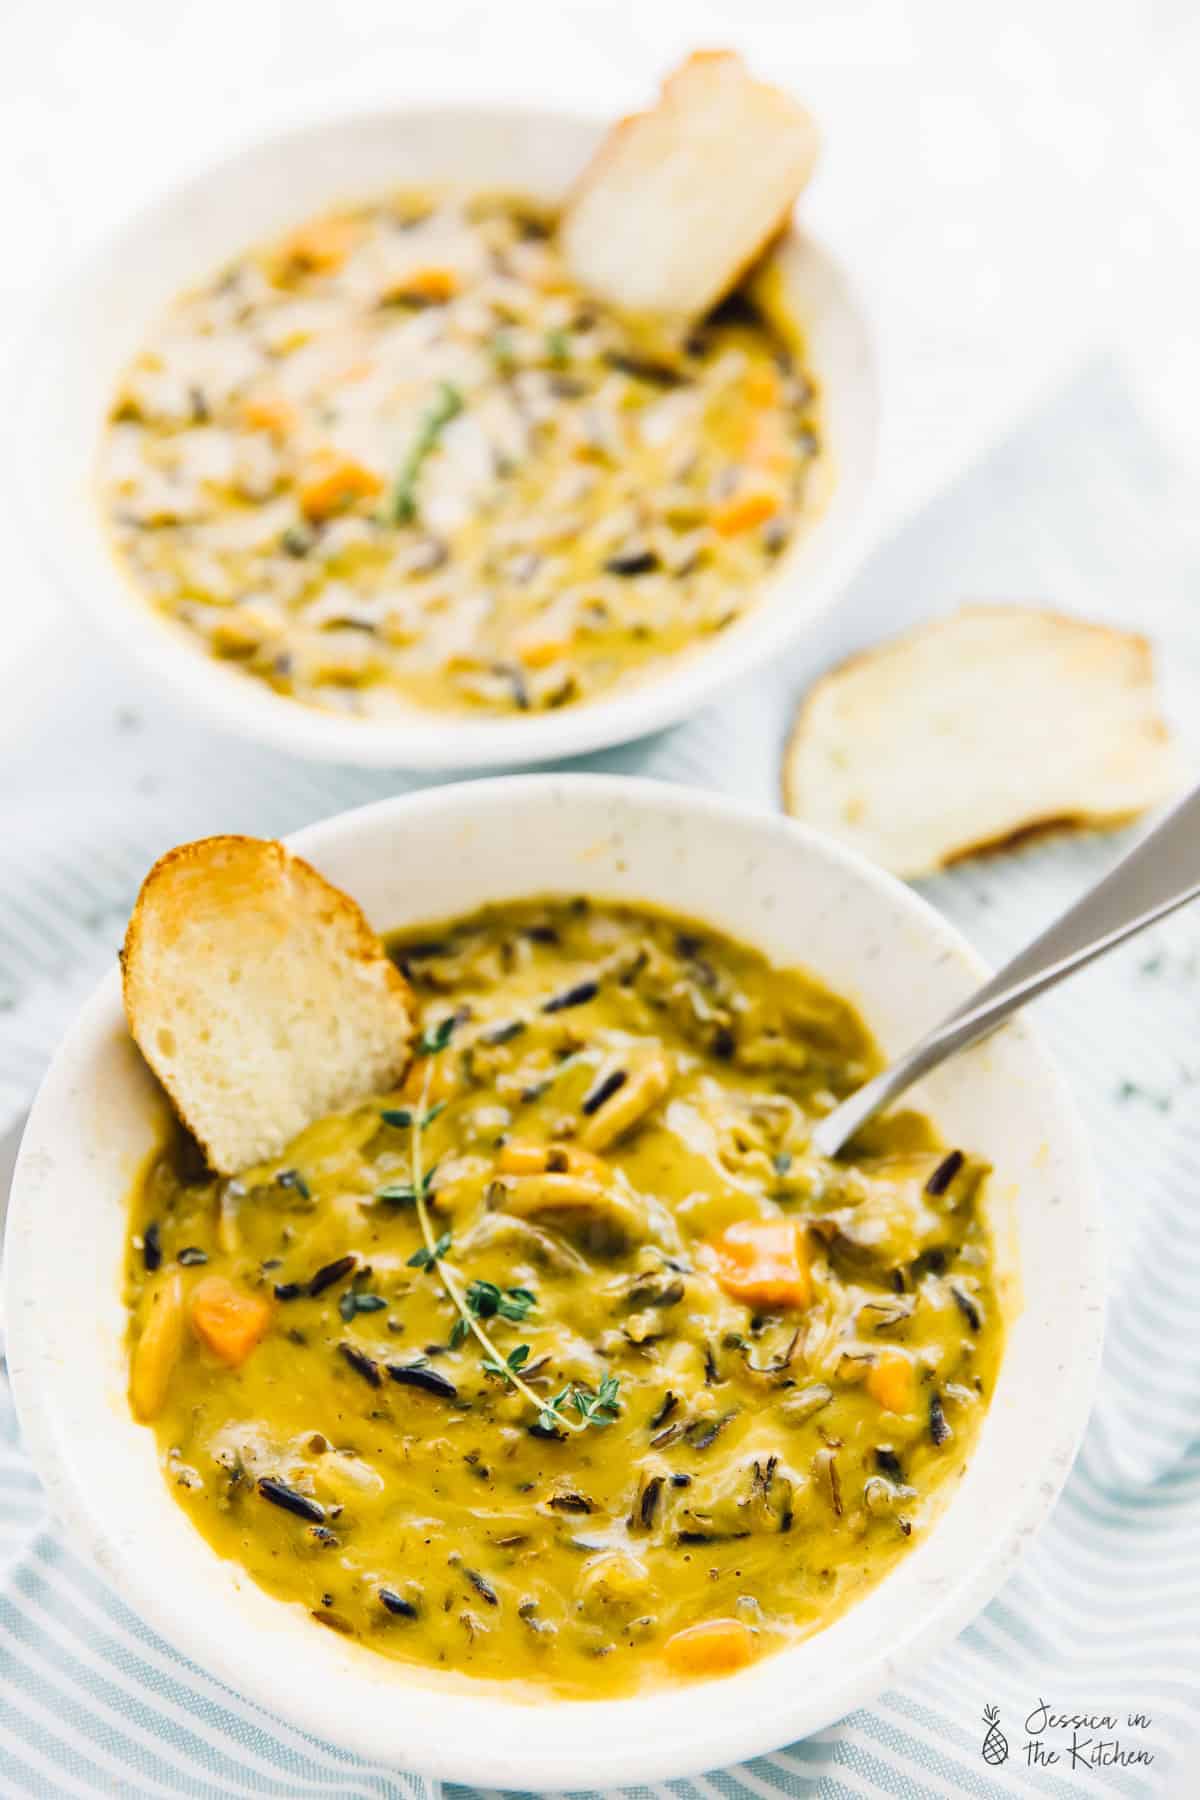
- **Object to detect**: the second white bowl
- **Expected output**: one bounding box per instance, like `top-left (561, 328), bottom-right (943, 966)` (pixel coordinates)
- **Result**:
top-left (8, 102), bottom-right (877, 768)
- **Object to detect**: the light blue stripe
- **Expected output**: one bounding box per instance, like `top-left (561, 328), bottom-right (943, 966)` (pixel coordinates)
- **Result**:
top-left (883, 1693), bottom-right (1078, 1800)
top-left (9, 1559), bottom-right (343, 1794)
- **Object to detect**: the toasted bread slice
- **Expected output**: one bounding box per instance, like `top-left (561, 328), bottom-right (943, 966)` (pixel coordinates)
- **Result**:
top-left (560, 51), bottom-right (818, 328)
top-left (122, 836), bottom-right (413, 1174)
top-left (783, 606), bottom-right (1179, 879)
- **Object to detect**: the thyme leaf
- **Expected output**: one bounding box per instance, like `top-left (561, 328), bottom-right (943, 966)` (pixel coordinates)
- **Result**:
top-left (542, 1374), bottom-right (622, 1432)
top-left (464, 1279), bottom-right (537, 1324)
top-left (381, 1101), bottom-right (444, 1130)
top-left (407, 1231), bottom-right (452, 1270)
top-left (375, 1181), bottom-right (416, 1205)
top-left (339, 1288), bottom-right (388, 1322)
top-left (417, 1014), bottom-right (458, 1057)
top-left (483, 1344), bottom-right (531, 1384)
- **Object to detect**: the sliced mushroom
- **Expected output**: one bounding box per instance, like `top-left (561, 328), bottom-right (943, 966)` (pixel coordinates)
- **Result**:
top-left (779, 1381), bottom-right (833, 1425)
top-left (813, 1154), bottom-right (971, 1268)
top-left (857, 1295), bottom-right (915, 1334)
top-left (812, 1445), bottom-right (843, 1518)
top-left (576, 1550), bottom-right (653, 1621)
top-left (455, 1210), bottom-right (589, 1276)
top-left (497, 1172), bottom-right (647, 1255)
top-left (671, 1452), bottom-right (795, 1542)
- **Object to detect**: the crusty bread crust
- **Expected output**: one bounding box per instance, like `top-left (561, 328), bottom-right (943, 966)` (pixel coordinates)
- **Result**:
top-left (782, 605), bottom-right (1179, 879)
top-left (561, 51), bottom-right (819, 328)
top-left (122, 835), bottom-right (413, 1174)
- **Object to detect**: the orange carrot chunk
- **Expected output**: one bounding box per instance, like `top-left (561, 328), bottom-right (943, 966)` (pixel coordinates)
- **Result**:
top-left (710, 488), bottom-right (780, 536)
top-left (866, 1349), bottom-right (914, 1414)
top-left (190, 1276), bottom-right (271, 1368)
top-left (275, 217), bottom-right (358, 275)
top-left (515, 634), bottom-right (572, 670)
top-left (240, 394), bottom-right (297, 437)
top-left (664, 1619), bottom-right (756, 1677)
top-left (298, 454), bottom-right (383, 523)
top-left (704, 1218), bottom-right (812, 1309)
top-left (388, 267), bottom-right (461, 303)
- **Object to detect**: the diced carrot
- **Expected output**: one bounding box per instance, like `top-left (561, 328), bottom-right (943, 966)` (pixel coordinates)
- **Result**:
top-left (710, 488), bottom-right (780, 537)
top-left (275, 217), bottom-right (358, 275)
top-left (663, 1619), bottom-right (756, 1678)
top-left (515, 635), bottom-right (571, 670)
top-left (189, 1276), bottom-right (271, 1368)
top-left (704, 1218), bottom-right (812, 1309)
top-left (388, 267), bottom-right (460, 303)
top-left (866, 1349), bottom-right (915, 1414)
top-left (130, 1272), bottom-right (184, 1422)
top-left (240, 394), bottom-right (297, 436)
top-left (298, 454), bottom-right (383, 522)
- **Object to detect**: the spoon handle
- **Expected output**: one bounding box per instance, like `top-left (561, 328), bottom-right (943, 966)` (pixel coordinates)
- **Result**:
top-left (810, 780), bottom-right (1200, 1157)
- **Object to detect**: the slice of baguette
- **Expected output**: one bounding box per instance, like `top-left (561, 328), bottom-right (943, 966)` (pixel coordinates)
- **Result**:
top-left (783, 606), bottom-right (1180, 879)
top-left (560, 51), bottom-right (819, 328)
top-left (122, 836), bottom-right (413, 1174)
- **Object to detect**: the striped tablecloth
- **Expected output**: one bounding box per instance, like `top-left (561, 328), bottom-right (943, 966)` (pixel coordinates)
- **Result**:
top-left (2, 359), bottom-right (1198, 1795)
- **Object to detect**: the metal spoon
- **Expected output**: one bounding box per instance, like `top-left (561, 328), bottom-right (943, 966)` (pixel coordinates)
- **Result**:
top-left (811, 780), bottom-right (1200, 1158)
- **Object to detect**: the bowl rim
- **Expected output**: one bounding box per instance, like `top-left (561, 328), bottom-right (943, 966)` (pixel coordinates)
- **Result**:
top-left (5, 97), bottom-right (880, 770)
top-left (3, 774), bottom-right (1105, 1788)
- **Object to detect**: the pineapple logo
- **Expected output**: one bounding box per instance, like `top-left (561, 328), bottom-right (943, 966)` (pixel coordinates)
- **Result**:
top-left (981, 1705), bottom-right (1009, 1766)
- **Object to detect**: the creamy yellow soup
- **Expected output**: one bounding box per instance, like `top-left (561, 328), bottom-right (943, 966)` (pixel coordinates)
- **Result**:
top-left (100, 191), bottom-right (820, 717)
top-left (126, 899), bottom-right (1000, 1698)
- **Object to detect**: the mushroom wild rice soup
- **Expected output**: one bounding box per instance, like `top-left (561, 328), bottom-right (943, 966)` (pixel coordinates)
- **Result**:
top-left (127, 898), bottom-right (1003, 1696)
top-left (100, 191), bottom-right (821, 717)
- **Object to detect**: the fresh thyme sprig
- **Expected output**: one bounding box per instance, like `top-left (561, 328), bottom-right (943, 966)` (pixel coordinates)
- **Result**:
top-left (449, 1280), bottom-right (536, 1348)
top-left (539, 1374), bottom-right (621, 1434)
top-left (404, 1022), bottom-right (618, 1435)
top-left (381, 382), bottom-right (463, 526)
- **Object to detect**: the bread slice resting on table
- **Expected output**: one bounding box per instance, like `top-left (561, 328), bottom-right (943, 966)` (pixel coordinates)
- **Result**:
top-left (561, 50), bottom-right (819, 331)
top-left (122, 835), bottom-right (413, 1175)
top-left (783, 605), bottom-right (1179, 880)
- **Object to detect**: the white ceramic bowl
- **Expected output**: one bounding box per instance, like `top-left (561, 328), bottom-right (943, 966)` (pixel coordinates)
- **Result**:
top-left (8, 103), bottom-right (877, 769)
top-left (4, 776), bottom-right (1103, 1789)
